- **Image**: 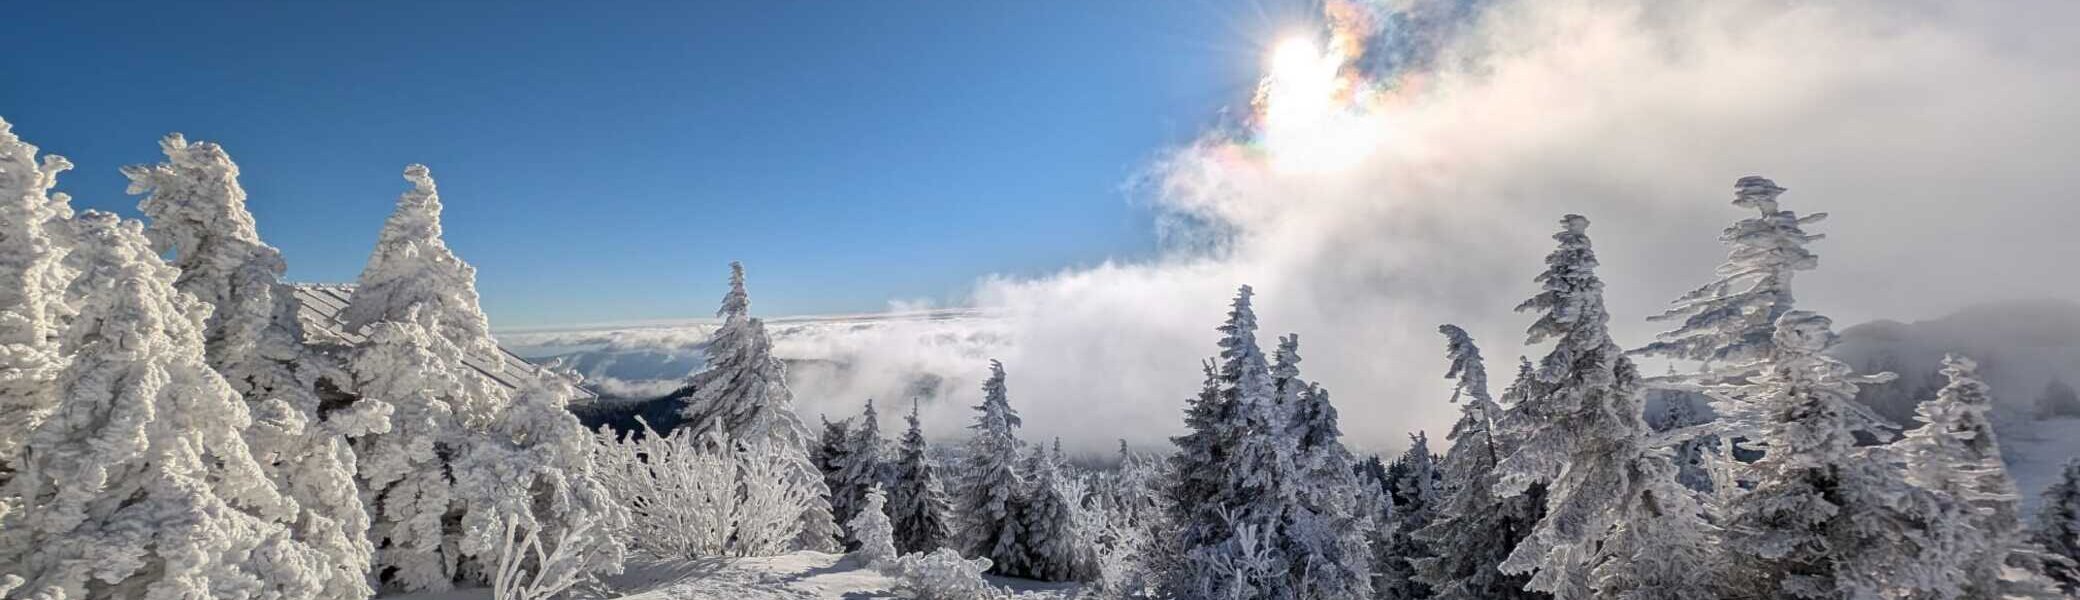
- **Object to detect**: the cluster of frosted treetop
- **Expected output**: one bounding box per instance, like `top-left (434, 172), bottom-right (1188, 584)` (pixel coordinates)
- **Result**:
top-left (6, 113), bottom-right (2080, 600)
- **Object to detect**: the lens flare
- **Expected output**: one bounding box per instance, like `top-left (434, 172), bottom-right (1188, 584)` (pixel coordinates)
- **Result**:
top-left (1257, 35), bottom-right (1377, 174)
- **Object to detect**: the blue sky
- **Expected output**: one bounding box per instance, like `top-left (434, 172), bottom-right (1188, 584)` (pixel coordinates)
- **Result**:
top-left (1, 1), bottom-right (1319, 327)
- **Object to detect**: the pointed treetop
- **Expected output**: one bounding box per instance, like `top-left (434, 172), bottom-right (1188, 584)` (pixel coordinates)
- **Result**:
top-left (719, 261), bottom-right (750, 319)
top-left (377, 164), bottom-right (447, 250)
top-left (1438, 324), bottom-right (1492, 406)
top-left (125, 133), bottom-right (271, 275)
top-left (0, 117), bottom-right (74, 217)
top-left (0, 117), bottom-right (74, 192)
top-left (1272, 333), bottom-right (1302, 380)
top-left (1732, 176), bottom-right (1787, 211)
top-left (974, 358), bottom-right (1021, 432)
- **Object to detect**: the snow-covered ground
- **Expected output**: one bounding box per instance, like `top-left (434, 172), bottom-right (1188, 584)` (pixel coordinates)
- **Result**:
top-left (381, 552), bottom-right (1080, 600)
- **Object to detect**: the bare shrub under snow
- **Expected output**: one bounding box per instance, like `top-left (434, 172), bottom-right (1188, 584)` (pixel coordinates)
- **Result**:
top-left (892, 548), bottom-right (999, 600)
top-left (592, 417), bottom-right (816, 558)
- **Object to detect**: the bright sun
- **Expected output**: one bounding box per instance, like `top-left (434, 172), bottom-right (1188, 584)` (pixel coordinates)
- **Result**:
top-left (1259, 35), bottom-right (1374, 174)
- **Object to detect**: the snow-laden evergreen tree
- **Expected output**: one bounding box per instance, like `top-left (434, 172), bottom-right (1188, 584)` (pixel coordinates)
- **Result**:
top-left (345, 165), bottom-right (512, 590)
top-left (2032, 460), bottom-right (2080, 594)
top-left (0, 212), bottom-right (318, 600)
top-left (1894, 355), bottom-right (2053, 598)
top-left (1018, 443), bottom-right (1088, 582)
top-left (0, 119), bottom-right (73, 482)
top-left (1376, 431), bottom-right (1439, 600)
top-left (956, 359), bottom-right (1031, 577)
top-left (833, 398), bottom-right (889, 545)
top-left (454, 374), bottom-right (626, 598)
top-left (1413, 326), bottom-right (1545, 600)
top-left (1162, 358), bottom-right (1228, 587)
top-left (1203, 286), bottom-right (1305, 600)
top-left (1711, 311), bottom-right (1943, 599)
top-left (1492, 215), bottom-right (1714, 600)
top-left (890, 399), bottom-right (953, 555)
top-left (1164, 285), bottom-right (1339, 600)
top-left (1263, 333), bottom-right (1374, 600)
top-left (817, 415), bottom-right (851, 478)
top-left (815, 413), bottom-right (853, 550)
top-left (848, 485), bottom-right (898, 570)
top-left (676, 262), bottom-right (839, 552)
top-left (125, 133), bottom-right (382, 600)
top-left (1637, 176), bottom-right (1824, 371)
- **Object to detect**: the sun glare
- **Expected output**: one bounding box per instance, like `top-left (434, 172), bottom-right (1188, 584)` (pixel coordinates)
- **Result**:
top-left (1259, 34), bottom-right (1375, 174)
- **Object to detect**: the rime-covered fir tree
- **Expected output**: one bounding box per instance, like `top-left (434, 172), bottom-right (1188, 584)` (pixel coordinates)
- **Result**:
top-left (1019, 443), bottom-right (1087, 582)
top-left (816, 414), bottom-right (853, 533)
top-left (1894, 355), bottom-right (2045, 597)
top-left (1413, 326), bottom-right (1544, 600)
top-left (0, 212), bottom-right (316, 599)
top-left (1275, 337), bottom-right (1375, 600)
top-left (125, 133), bottom-right (382, 600)
top-left (2032, 460), bottom-right (2080, 594)
top-left (1163, 359), bottom-right (1227, 579)
top-left (890, 400), bottom-right (953, 554)
top-left (1164, 286), bottom-right (1306, 599)
top-left (1377, 432), bottom-right (1439, 600)
top-left (833, 398), bottom-right (889, 545)
top-left (955, 359), bottom-right (1031, 576)
top-left (1637, 176), bottom-right (1824, 371)
top-left (344, 165), bottom-right (510, 590)
top-left (848, 485), bottom-right (898, 569)
top-left (1713, 311), bottom-right (1936, 599)
top-left (676, 262), bottom-right (839, 552)
top-left (0, 119), bottom-right (73, 481)
top-left (1492, 215), bottom-right (1712, 600)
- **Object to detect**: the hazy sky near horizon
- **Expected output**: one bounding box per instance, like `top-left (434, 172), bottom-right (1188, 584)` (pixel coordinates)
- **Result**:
top-left (1, 0), bottom-right (1318, 327)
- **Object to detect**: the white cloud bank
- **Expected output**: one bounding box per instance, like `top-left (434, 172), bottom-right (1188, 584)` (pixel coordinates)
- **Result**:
top-left (953, 0), bottom-right (2080, 455)
top-left (518, 0), bottom-right (2080, 457)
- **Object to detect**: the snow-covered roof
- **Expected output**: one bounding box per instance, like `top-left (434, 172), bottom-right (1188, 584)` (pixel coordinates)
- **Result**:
top-left (290, 283), bottom-right (595, 400)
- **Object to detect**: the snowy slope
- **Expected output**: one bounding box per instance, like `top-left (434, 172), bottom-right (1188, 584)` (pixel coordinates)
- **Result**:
top-left (379, 552), bottom-right (1079, 600)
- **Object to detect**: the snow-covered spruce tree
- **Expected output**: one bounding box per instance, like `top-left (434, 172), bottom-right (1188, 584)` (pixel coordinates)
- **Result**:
top-left (848, 484), bottom-right (898, 570)
top-left (125, 133), bottom-right (381, 600)
top-left (1413, 326), bottom-right (1545, 600)
top-left (833, 398), bottom-right (889, 546)
top-left (1162, 358), bottom-right (1227, 586)
top-left (1713, 311), bottom-right (1943, 599)
top-left (455, 374), bottom-right (626, 600)
top-left (1278, 339), bottom-right (1376, 600)
top-left (1164, 285), bottom-right (1313, 600)
top-left (0, 212), bottom-right (318, 599)
top-left (955, 359), bottom-right (1031, 577)
top-left (1492, 215), bottom-right (1713, 600)
top-left (1636, 176), bottom-right (1824, 372)
top-left (676, 261), bottom-right (839, 552)
top-left (816, 415), bottom-right (852, 496)
top-left (890, 399), bottom-right (953, 555)
top-left (344, 165), bottom-right (512, 591)
top-left (1018, 443), bottom-right (1088, 582)
top-left (1895, 355), bottom-right (2051, 598)
top-left (1377, 431), bottom-right (1439, 600)
top-left (0, 118), bottom-right (73, 482)
top-left (2033, 460), bottom-right (2080, 594)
